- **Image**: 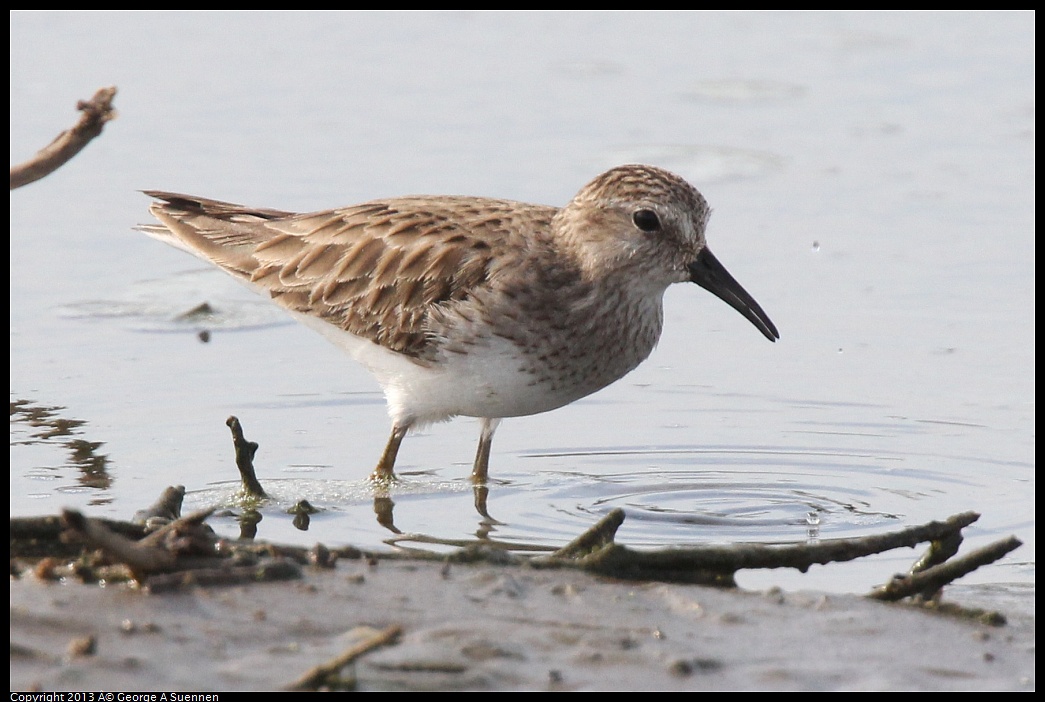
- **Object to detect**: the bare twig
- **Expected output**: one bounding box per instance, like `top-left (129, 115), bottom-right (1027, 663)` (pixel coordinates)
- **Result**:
top-left (552, 508), bottom-right (625, 558)
top-left (10, 86), bottom-right (117, 189)
top-left (60, 506), bottom-right (221, 581)
top-left (287, 625), bottom-right (403, 691)
top-left (133, 485), bottom-right (186, 528)
top-left (227, 416), bottom-right (267, 498)
top-left (868, 536), bottom-right (1023, 602)
top-left (15, 481), bottom-right (1019, 606)
top-left (11, 514), bottom-right (145, 559)
top-left (145, 559), bottom-right (302, 594)
top-left (60, 508), bottom-right (177, 576)
top-left (905, 529), bottom-right (965, 599)
top-left (531, 512), bottom-right (983, 585)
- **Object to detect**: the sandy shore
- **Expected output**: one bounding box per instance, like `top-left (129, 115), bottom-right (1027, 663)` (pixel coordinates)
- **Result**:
top-left (10, 556), bottom-right (1035, 691)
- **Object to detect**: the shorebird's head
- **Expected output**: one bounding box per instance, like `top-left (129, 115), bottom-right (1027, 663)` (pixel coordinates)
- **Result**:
top-left (557, 164), bottom-right (778, 342)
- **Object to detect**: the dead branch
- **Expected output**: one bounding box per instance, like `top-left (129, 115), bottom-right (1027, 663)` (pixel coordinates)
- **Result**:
top-left (10, 86), bottom-right (117, 189)
top-left (11, 503), bottom-right (1022, 609)
top-left (11, 452), bottom-right (1020, 607)
top-left (529, 510), bottom-right (982, 585)
top-left (868, 536), bottom-right (1023, 601)
top-left (60, 508), bottom-right (178, 576)
top-left (51, 504), bottom-right (304, 590)
top-left (11, 514), bottom-right (145, 558)
top-left (145, 559), bottom-right (302, 594)
top-left (552, 508), bottom-right (625, 558)
top-left (227, 416), bottom-right (267, 498)
top-left (286, 625), bottom-right (403, 691)
top-left (132, 484), bottom-right (186, 528)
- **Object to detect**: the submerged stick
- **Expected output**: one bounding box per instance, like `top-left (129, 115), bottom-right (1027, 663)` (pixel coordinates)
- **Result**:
top-left (227, 416), bottom-right (267, 498)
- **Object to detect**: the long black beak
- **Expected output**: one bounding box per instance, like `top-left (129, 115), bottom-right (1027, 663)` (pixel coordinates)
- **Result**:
top-left (688, 248), bottom-right (779, 342)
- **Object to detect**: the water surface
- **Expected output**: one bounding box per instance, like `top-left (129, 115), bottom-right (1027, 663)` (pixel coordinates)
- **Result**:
top-left (10, 11), bottom-right (1034, 594)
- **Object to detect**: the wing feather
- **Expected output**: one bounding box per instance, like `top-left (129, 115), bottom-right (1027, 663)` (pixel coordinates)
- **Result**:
top-left (141, 191), bottom-right (557, 359)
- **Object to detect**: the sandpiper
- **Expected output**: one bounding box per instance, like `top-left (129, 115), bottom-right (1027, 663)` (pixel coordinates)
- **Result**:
top-left (139, 164), bottom-right (778, 482)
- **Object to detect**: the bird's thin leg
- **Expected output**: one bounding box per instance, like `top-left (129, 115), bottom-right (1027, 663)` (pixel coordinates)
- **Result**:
top-left (471, 418), bottom-right (501, 483)
top-left (370, 423), bottom-right (409, 482)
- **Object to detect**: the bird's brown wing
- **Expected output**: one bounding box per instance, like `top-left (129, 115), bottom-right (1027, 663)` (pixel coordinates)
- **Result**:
top-left (140, 191), bottom-right (556, 359)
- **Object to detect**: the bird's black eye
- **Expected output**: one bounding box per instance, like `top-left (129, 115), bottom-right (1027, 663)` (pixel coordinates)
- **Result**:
top-left (632, 208), bottom-right (661, 233)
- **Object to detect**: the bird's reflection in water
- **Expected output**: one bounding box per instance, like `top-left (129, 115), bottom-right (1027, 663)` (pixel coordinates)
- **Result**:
top-left (370, 482), bottom-right (501, 538)
top-left (369, 481), bottom-right (555, 555)
top-left (217, 478), bottom-right (558, 558)
top-left (372, 494), bottom-right (399, 534)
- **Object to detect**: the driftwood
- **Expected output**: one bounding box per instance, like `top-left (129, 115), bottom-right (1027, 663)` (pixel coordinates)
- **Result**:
top-left (51, 507), bottom-right (303, 590)
top-left (227, 415), bottom-right (267, 498)
top-left (10, 86), bottom-right (117, 189)
top-left (286, 625), bottom-right (403, 691)
top-left (868, 536), bottom-right (1023, 602)
top-left (10, 496), bottom-right (1018, 603)
top-left (9, 415), bottom-right (1022, 610)
top-left (529, 508), bottom-right (993, 586)
top-left (9, 438), bottom-right (1021, 688)
top-left (132, 484), bottom-right (186, 528)
top-left (10, 513), bottom-right (145, 559)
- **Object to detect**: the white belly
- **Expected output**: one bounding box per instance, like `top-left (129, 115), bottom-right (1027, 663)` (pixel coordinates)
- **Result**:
top-left (297, 312), bottom-right (589, 425)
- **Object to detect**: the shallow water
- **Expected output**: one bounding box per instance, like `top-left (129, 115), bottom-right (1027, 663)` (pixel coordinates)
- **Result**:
top-left (10, 11), bottom-right (1034, 594)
